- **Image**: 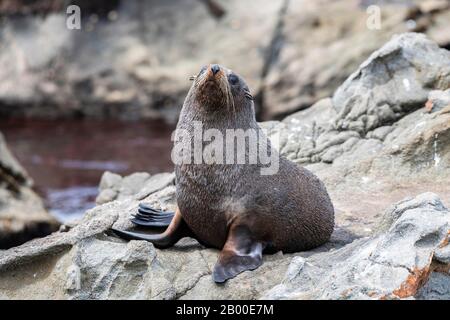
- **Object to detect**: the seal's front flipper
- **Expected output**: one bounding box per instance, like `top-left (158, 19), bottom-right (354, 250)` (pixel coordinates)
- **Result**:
top-left (213, 225), bottom-right (264, 283)
top-left (112, 208), bottom-right (191, 249)
top-left (131, 203), bottom-right (175, 227)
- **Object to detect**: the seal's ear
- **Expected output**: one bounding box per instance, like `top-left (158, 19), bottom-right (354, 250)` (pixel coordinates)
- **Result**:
top-left (213, 224), bottom-right (263, 283)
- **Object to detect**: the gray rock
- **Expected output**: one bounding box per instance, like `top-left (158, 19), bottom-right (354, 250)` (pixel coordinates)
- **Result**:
top-left (262, 33), bottom-right (450, 177)
top-left (366, 126), bottom-right (393, 141)
top-left (380, 106), bottom-right (450, 172)
top-left (418, 0), bottom-right (449, 13)
top-left (263, 193), bottom-right (450, 300)
top-left (98, 171), bottom-right (122, 192)
top-left (376, 192), bottom-right (448, 233)
top-left (332, 33), bottom-right (450, 135)
top-left (96, 171), bottom-right (175, 205)
top-left (416, 272), bottom-right (450, 300)
top-left (135, 173), bottom-right (176, 201)
top-left (68, 238), bottom-right (157, 299)
top-left (95, 189), bottom-right (118, 206)
top-left (425, 89), bottom-right (450, 113)
top-left (283, 256), bottom-right (306, 282)
top-left (0, 132), bottom-right (31, 187)
top-left (0, 132), bottom-right (59, 249)
top-left (119, 172), bottom-right (151, 198)
top-left (434, 245), bottom-right (450, 264)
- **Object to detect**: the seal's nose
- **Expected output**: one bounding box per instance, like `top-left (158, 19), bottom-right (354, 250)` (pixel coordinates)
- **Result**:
top-left (211, 64), bottom-right (220, 75)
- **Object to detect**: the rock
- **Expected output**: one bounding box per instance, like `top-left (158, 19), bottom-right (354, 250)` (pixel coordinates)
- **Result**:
top-left (134, 173), bottom-right (177, 200)
top-left (282, 256), bottom-right (306, 282)
top-left (434, 245), bottom-right (450, 264)
top-left (0, 192), bottom-right (447, 300)
top-left (282, 98), bottom-right (337, 127)
top-left (416, 272), bottom-right (450, 300)
top-left (426, 9), bottom-right (450, 47)
top-left (379, 104), bottom-right (450, 173)
top-left (119, 173), bottom-right (151, 198)
top-left (425, 89), bottom-right (450, 113)
top-left (98, 171), bottom-right (122, 191)
top-left (96, 172), bottom-right (122, 204)
top-left (68, 239), bottom-right (157, 299)
top-left (262, 0), bottom-right (450, 119)
top-left (96, 171), bottom-right (175, 205)
top-left (0, 132), bottom-right (31, 187)
top-left (376, 192), bottom-right (448, 233)
top-left (263, 193), bottom-right (450, 300)
top-left (366, 126), bottom-right (393, 141)
top-left (332, 33), bottom-right (450, 134)
top-left (262, 33), bottom-right (450, 169)
top-left (0, 132), bottom-right (59, 249)
top-left (95, 189), bottom-right (118, 206)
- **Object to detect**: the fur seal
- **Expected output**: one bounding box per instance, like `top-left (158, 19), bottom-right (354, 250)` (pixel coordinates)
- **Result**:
top-left (113, 64), bottom-right (335, 283)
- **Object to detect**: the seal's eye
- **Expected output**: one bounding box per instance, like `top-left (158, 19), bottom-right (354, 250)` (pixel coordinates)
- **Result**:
top-left (228, 74), bottom-right (239, 86)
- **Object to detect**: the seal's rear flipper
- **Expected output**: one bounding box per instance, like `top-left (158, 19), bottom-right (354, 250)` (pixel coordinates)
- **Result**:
top-left (213, 225), bottom-right (264, 283)
top-left (112, 208), bottom-right (191, 249)
top-left (131, 203), bottom-right (174, 227)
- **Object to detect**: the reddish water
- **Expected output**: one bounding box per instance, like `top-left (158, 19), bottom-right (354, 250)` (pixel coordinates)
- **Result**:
top-left (0, 119), bottom-right (175, 222)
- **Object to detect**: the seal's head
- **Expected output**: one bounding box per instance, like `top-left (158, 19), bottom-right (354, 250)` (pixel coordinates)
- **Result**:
top-left (187, 64), bottom-right (254, 115)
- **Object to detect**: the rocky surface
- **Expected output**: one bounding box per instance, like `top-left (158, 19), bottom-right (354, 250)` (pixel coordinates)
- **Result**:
top-left (0, 33), bottom-right (449, 299)
top-left (96, 171), bottom-right (175, 206)
top-left (263, 192), bottom-right (450, 299)
top-left (0, 131), bottom-right (59, 249)
top-left (1, 0), bottom-right (449, 122)
top-left (264, 32), bottom-right (450, 167)
top-left (0, 188), bottom-right (448, 299)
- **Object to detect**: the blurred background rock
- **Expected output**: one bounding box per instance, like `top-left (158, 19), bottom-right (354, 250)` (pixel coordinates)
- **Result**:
top-left (0, 0), bottom-right (449, 121)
